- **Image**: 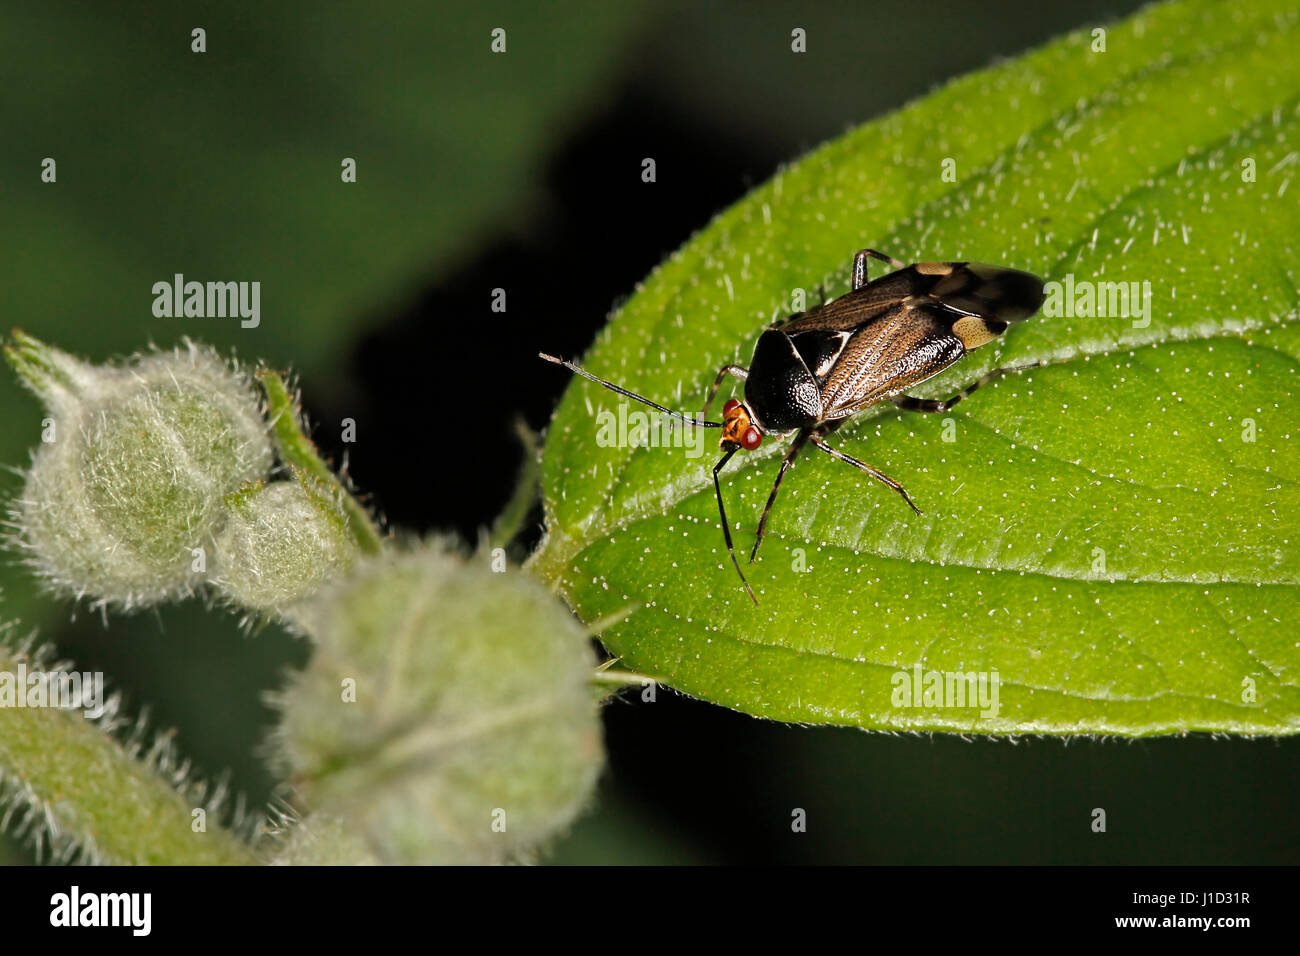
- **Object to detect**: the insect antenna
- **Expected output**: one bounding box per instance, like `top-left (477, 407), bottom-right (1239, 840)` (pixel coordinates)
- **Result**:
top-left (539, 353), bottom-right (723, 428)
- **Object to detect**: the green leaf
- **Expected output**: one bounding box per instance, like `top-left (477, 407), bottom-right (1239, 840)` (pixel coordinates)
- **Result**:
top-left (532, 0), bottom-right (1300, 736)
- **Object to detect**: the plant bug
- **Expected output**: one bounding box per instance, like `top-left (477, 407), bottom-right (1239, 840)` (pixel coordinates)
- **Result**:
top-left (542, 248), bottom-right (1046, 605)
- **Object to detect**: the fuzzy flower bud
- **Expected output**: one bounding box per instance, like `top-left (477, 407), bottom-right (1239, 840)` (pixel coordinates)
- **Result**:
top-left (269, 814), bottom-right (379, 866)
top-left (277, 542), bottom-right (604, 865)
top-left (212, 474), bottom-right (359, 614)
top-left (5, 332), bottom-right (274, 609)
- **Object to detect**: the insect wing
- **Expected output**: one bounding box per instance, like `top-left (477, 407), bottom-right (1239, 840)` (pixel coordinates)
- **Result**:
top-left (779, 269), bottom-right (919, 334)
top-left (924, 262), bottom-right (1045, 323)
top-left (784, 261), bottom-right (1045, 334)
top-left (818, 302), bottom-right (967, 418)
top-left (765, 258), bottom-right (1045, 421)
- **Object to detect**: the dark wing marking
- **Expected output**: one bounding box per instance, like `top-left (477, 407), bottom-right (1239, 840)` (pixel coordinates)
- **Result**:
top-left (928, 263), bottom-right (1045, 322)
top-left (818, 302), bottom-right (967, 419)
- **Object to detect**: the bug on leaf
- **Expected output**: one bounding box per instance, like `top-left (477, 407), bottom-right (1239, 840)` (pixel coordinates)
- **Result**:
top-left (542, 248), bottom-right (1046, 605)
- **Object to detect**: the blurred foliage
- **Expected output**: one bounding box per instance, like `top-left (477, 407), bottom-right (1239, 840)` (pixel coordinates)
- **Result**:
top-left (0, 0), bottom-right (647, 628)
top-left (634, 0), bottom-right (1151, 146)
top-left (545, 780), bottom-right (717, 865)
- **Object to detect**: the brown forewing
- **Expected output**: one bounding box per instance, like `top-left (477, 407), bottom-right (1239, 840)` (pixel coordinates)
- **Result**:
top-left (780, 269), bottom-right (925, 334)
top-left (814, 302), bottom-right (968, 419)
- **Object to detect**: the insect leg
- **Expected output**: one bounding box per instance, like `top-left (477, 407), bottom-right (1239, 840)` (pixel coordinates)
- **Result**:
top-left (749, 427), bottom-right (813, 563)
top-left (702, 364), bottom-right (749, 417)
top-left (889, 359), bottom-right (1049, 414)
top-left (809, 429), bottom-right (922, 515)
top-left (713, 445), bottom-right (759, 605)
top-left (852, 249), bottom-right (906, 290)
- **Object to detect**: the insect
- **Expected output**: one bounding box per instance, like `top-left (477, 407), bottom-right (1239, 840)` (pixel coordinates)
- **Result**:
top-left (542, 248), bottom-right (1046, 605)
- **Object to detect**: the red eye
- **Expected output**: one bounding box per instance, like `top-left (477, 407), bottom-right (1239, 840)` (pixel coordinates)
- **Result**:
top-left (723, 399), bottom-right (741, 415)
top-left (741, 426), bottom-right (763, 450)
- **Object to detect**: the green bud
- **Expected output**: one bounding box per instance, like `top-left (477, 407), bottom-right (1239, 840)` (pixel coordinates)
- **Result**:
top-left (268, 814), bottom-right (379, 866)
top-left (212, 473), bottom-right (359, 614)
top-left (277, 542), bottom-right (604, 864)
top-left (6, 333), bottom-right (274, 609)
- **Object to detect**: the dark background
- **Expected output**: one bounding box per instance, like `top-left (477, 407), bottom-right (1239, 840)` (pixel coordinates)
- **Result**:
top-left (4, 0), bottom-right (1296, 865)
